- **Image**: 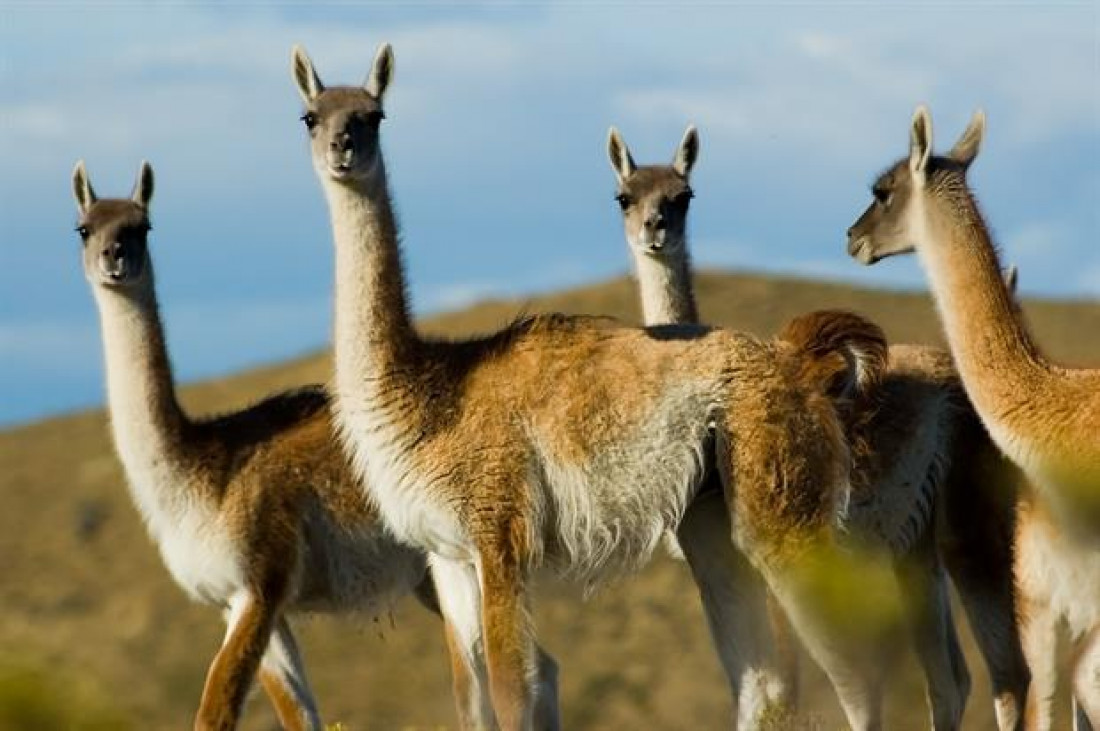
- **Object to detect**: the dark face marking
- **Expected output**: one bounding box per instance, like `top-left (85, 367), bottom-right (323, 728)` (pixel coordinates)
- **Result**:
top-left (78, 200), bottom-right (152, 287)
top-left (301, 87), bottom-right (386, 182)
top-left (615, 166), bottom-right (694, 256)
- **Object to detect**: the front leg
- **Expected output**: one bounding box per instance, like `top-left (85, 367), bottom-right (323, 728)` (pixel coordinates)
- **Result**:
top-left (1072, 628), bottom-right (1099, 730)
top-left (479, 534), bottom-right (537, 731)
top-left (196, 591), bottom-right (281, 731)
top-left (894, 531), bottom-right (969, 730)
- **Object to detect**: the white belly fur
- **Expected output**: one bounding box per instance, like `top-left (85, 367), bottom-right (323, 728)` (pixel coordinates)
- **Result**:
top-left (1017, 506), bottom-right (1100, 639)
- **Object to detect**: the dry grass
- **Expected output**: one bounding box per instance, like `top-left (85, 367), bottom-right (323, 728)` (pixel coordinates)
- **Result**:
top-left (1, 270), bottom-right (1097, 729)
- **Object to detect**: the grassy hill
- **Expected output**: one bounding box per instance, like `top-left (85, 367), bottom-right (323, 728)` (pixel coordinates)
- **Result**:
top-left (2, 270), bottom-right (1098, 730)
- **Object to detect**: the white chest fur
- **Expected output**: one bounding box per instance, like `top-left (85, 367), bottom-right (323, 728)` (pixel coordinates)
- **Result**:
top-left (1017, 505), bottom-right (1100, 638)
top-left (120, 452), bottom-right (243, 605)
top-left (155, 505), bottom-right (243, 605)
top-left (335, 404), bottom-right (472, 561)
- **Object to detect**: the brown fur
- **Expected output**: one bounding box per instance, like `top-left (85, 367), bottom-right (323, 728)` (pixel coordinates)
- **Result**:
top-left (610, 129), bottom-right (804, 722)
top-left (848, 108), bottom-right (1100, 526)
top-left (197, 597), bottom-right (282, 731)
top-left (72, 163), bottom-right (554, 730)
top-left (778, 309), bottom-right (888, 401)
top-left (295, 44), bottom-right (888, 730)
top-left (849, 107), bottom-right (1100, 728)
top-left (259, 665), bottom-right (314, 731)
top-left (612, 133), bottom-right (1023, 727)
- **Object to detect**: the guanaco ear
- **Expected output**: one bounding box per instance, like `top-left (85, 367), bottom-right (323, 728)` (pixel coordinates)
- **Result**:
top-left (948, 108), bottom-right (985, 170)
top-left (366, 43), bottom-right (394, 101)
top-left (72, 160), bottom-right (97, 214)
top-left (291, 45), bottom-right (324, 104)
top-left (131, 160), bottom-right (154, 209)
top-left (672, 124), bottom-right (699, 178)
top-left (909, 105), bottom-right (933, 177)
top-left (1003, 264), bottom-right (1019, 295)
top-left (607, 127), bottom-right (636, 183)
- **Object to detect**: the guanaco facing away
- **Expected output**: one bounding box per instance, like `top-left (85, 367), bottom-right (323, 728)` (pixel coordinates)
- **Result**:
top-left (72, 162), bottom-right (561, 731)
top-left (293, 41), bottom-right (888, 730)
top-left (848, 107), bottom-right (1100, 729)
top-left (608, 126), bottom-right (1028, 730)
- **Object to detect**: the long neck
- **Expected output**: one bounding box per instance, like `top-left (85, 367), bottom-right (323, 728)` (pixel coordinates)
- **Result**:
top-left (93, 280), bottom-right (190, 477)
top-left (323, 163), bottom-right (421, 413)
top-left (916, 190), bottom-right (1047, 413)
top-left (631, 246), bottom-right (699, 326)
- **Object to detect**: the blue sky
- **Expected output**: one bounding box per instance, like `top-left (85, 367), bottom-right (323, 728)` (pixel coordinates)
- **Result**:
top-left (1, 2), bottom-right (1097, 426)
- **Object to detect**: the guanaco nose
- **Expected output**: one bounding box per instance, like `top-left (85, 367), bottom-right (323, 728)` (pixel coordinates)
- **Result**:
top-left (331, 131), bottom-right (354, 153)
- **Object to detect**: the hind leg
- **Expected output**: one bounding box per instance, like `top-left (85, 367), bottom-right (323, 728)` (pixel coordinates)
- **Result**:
top-left (1075, 701), bottom-right (1095, 731)
top-left (758, 546), bottom-right (891, 731)
top-left (1072, 628), bottom-right (1100, 730)
top-left (196, 590), bottom-right (283, 731)
top-left (258, 617), bottom-right (321, 731)
top-left (896, 532), bottom-right (969, 730)
top-left (421, 564), bottom-right (560, 731)
top-left (1019, 592), bottom-right (1058, 731)
top-left (940, 426), bottom-right (1029, 730)
top-left (429, 557), bottom-right (496, 729)
top-left (677, 487), bottom-right (795, 725)
top-left (795, 630), bottom-right (883, 731)
top-left (945, 561), bottom-right (1029, 731)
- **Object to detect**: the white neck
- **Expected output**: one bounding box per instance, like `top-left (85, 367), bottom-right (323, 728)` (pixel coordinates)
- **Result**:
top-left (630, 245), bottom-right (698, 326)
top-left (93, 281), bottom-right (192, 518)
top-left (322, 164), bottom-right (420, 425)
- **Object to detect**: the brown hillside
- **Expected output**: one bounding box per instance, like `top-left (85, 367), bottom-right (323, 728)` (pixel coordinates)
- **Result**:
top-left (2, 270), bottom-right (1097, 730)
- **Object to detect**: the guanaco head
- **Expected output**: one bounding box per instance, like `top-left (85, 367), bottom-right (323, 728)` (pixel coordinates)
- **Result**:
top-left (291, 43), bottom-right (393, 184)
top-left (72, 161), bottom-right (154, 291)
top-left (847, 106), bottom-right (985, 265)
top-left (607, 125), bottom-right (698, 258)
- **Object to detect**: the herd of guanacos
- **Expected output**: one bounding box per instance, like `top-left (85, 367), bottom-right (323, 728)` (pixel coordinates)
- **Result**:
top-left (69, 38), bottom-right (1098, 731)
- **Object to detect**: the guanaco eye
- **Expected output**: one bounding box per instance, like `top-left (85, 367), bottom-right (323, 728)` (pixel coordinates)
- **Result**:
top-left (873, 186), bottom-right (891, 205)
top-left (300, 112), bottom-right (318, 130)
top-left (75, 225), bottom-right (89, 239)
top-left (672, 190), bottom-right (695, 208)
top-left (615, 193), bottom-right (632, 211)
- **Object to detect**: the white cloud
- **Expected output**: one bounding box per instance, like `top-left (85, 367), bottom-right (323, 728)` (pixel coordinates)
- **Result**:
top-left (2, 3), bottom-right (1097, 426)
top-left (611, 11), bottom-right (1096, 165)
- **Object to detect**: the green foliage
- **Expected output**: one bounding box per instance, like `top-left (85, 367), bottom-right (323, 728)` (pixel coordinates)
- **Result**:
top-left (0, 662), bottom-right (131, 731)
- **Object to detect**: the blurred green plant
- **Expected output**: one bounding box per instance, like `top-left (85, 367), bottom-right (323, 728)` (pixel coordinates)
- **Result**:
top-left (758, 700), bottom-right (828, 731)
top-left (0, 661), bottom-right (131, 730)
